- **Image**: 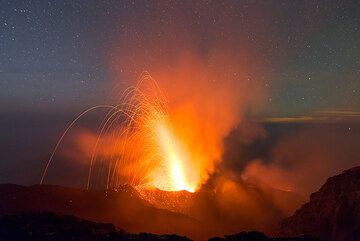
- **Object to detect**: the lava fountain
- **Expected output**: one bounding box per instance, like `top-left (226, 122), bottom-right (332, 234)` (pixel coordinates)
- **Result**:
top-left (41, 72), bottom-right (198, 192)
top-left (153, 121), bottom-right (195, 192)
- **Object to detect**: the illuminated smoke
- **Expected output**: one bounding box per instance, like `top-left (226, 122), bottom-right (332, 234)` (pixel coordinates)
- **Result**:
top-left (42, 73), bottom-right (210, 192)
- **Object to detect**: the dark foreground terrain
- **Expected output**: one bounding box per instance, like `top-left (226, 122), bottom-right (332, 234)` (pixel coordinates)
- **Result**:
top-left (0, 166), bottom-right (359, 241)
top-left (0, 183), bottom-right (203, 239)
top-left (0, 212), bottom-right (321, 241)
top-left (0, 212), bottom-right (191, 241)
top-left (0, 182), bottom-right (302, 239)
top-left (279, 166), bottom-right (360, 241)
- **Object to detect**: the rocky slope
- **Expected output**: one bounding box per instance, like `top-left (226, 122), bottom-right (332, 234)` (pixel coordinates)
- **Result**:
top-left (210, 231), bottom-right (322, 241)
top-left (0, 184), bottom-right (203, 239)
top-left (137, 179), bottom-right (304, 236)
top-left (0, 182), bottom-right (304, 239)
top-left (0, 212), bottom-right (321, 241)
top-left (0, 212), bottom-right (192, 241)
top-left (279, 166), bottom-right (360, 241)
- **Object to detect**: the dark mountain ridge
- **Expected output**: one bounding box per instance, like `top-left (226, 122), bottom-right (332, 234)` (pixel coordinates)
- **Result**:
top-left (0, 184), bottom-right (204, 240)
top-left (1, 165), bottom-right (359, 241)
top-left (0, 212), bottom-right (192, 241)
top-left (279, 166), bottom-right (360, 241)
top-left (0, 212), bottom-right (322, 241)
top-left (0, 181), bottom-right (303, 239)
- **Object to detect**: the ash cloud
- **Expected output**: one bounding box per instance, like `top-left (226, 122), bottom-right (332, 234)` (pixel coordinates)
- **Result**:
top-left (221, 122), bottom-right (360, 196)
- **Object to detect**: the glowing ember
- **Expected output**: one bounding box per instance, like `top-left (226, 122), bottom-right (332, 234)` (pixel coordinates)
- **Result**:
top-left (41, 72), bottom-right (198, 192)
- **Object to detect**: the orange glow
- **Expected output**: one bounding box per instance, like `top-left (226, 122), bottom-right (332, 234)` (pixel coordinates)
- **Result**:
top-left (130, 75), bottom-right (200, 192)
top-left (42, 73), bottom-right (203, 192)
top-left (42, 50), bottom-right (264, 192)
top-left (152, 122), bottom-right (195, 192)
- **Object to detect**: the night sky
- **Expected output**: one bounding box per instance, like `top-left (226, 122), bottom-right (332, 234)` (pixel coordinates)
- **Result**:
top-left (1, 0), bottom-right (359, 116)
top-left (1, 1), bottom-right (360, 187)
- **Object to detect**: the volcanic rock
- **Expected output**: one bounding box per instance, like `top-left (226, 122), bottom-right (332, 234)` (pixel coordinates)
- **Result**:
top-left (0, 184), bottom-right (203, 240)
top-left (279, 166), bottom-right (360, 241)
top-left (0, 182), bottom-right (305, 240)
top-left (0, 212), bottom-right (192, 241)
top-left (0, 212), bottom-right (323, 241)
top-left (209, 231), bottom-right (322, 241)
top-left (137, 179), bottom-right (304, 236)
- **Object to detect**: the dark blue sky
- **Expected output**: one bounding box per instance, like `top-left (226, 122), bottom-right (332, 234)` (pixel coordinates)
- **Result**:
top-left (1, 0), bottom-right (359, 116)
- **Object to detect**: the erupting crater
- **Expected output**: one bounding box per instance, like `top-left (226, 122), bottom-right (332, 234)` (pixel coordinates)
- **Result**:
top-left (41, 73), bottom-right (208, 193)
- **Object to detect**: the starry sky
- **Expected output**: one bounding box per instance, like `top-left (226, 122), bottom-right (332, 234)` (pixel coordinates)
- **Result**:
top-left (1, 0), bottom-right (359, 116)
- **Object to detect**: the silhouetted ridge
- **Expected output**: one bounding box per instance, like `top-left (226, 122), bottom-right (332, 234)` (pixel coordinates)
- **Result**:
top-left (0, 212), bottom-right (192, 241)
top-left (0, 212), bottom-right (323, 241)
top-left (279, 166), bottom-right (360, 241)
top-left (209, 231), bottom-right (322, 241)
top-left (0, 184), bottom-right (203, 239)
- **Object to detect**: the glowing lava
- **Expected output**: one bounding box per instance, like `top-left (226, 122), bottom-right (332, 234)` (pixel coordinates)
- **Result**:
top-left (153, 122), bottom-right (195, 192)
top-left (41, 72), bottom-right (199, 192)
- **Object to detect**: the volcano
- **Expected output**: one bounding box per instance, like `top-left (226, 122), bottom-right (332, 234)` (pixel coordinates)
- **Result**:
top-left (1, 166), bottom-right (359, 241)
top-left (0, 180), bottom-right (303, 240)
top-left (137, 179), bottom-right (305, 235)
